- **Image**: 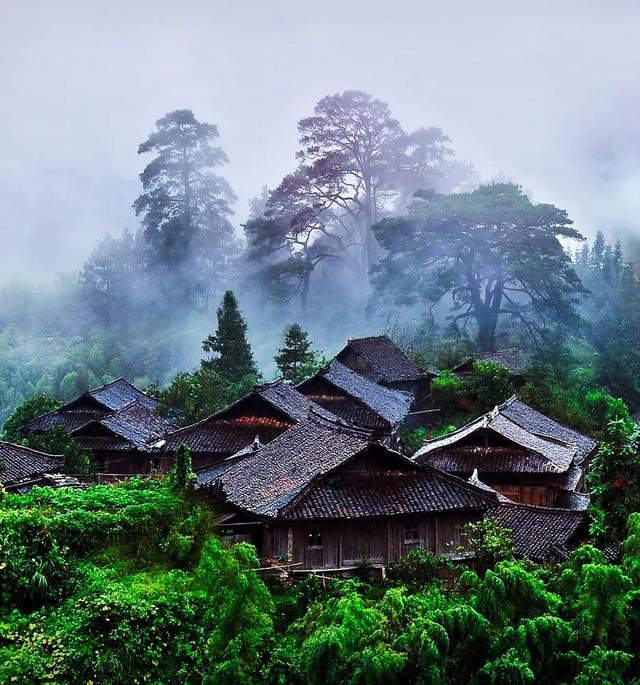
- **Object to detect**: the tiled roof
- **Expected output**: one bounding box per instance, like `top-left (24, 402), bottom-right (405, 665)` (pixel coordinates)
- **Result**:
top-left (414, 411), bottom-right (576, 473)
top-left (86, 378), bottom-right (159, 411)
top-left (454, 349), bottom-right (530, 376)
top-left (0, 442), bottom-right (64, 487)
top-left (489, 503), bottom-right (589, 562)
top-left (551, 488), bottom-right (590, 510)
top-left (419, 445), bottom-right (566, 475)
top-left (70, 400), bottom-right (175, 451)
top-left (22, 378), bottom-right (158, 434)
top-left (164, 381), bottom-right (337, 455)
top-left (23, 409), bottom-right (109, 433)
top-left (282, 469), bottom-right (497, 520)
top-left (299, 360), bottom-right (412, 427)
top-left (468, 471), bottom-right (513, 502)
top-left (197, 416), bottom-right (374, 518)
top-left (338, 335), bottom-right (432, 383)
top-left (499, 396), bottom-right (597, 464)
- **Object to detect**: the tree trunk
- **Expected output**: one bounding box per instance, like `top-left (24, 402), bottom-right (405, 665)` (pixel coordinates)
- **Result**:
top-left (300, 270), bottom-right (311, 310)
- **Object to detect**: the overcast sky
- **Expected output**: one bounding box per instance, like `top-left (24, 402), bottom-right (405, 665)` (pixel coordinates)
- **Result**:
top-left (1, 0), bottom-right (639, 281)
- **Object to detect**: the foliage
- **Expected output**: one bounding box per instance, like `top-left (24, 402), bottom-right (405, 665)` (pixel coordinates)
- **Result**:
top-left (202, 290), bottom-right (258, 384)
top-left (274, 323), bottom-right (322, 384)
top-left (399, 426), bottom-right (426, 454)
top-left (2, 393), bottom-right (60, 441)
top-left (244, 89), bottom-right (471, 307)
top-left (588, 401), bottom-right (640, 544)
top-left (134, 109), bottom-right (238, 310)
top-left (3, 483), bottom-right (640, 683)
top-left (460, 518), bottom-right (515, 567)
top-left (431, 370), bottom-right (465, 414)
top-left (153, 366), bottom-right (247, 425)
top-left (63, 440), bottom-right (95, 475)
top-left (372, 183), bottom-right (587, 348)
top-left (386, 548), bottom-right (449, 586)
top-left (170, 444), bottom-right (196, 493)
top-left (471, 360), bottom-right (515, 412)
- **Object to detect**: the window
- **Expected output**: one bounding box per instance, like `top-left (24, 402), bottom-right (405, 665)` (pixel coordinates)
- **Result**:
top-left (404, 528), bottom-right (420, 544)
top-left (307, 530), bottom-right (323, 548)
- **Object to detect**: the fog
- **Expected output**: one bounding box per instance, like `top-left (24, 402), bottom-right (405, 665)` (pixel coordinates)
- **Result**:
top-left (1, 0), bottom-right (639, 281)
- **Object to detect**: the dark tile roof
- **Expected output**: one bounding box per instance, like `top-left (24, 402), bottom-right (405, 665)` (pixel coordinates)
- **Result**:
top-left (489, 503), bottom-right (589, 562)
top-left (164, 381), bottom-right (338, 455)
top-left (420, 445), bottom-right (566, 475)
top-left (22, 378), bottom-right (158, 434)
top-left (70, 400), bottom-right (175, 452)
top-left (551, 488), bottom-right (590, 510)
top-left (454, 349), bottom-right (530, 376)
top-left (282, 469), bottom-right (497, 520)
top-left (197, 415), bottom-right (375, 518)
top-left (468, 470), bottom-right (513, 502)
top-left (0, 442), bottom-right (64, 487)
top-left (414, 410), bottom-right (576, 474)
top-left (86, 378), bottom-right (159, 412)
top-left (299, 360), bottom-right (412, 427)
top-left (23, 409), bottom-right (109, 433)
top-left (338, 335), bottom-right (433, 383)
top-left (499, 396), bottom-right (597, 464)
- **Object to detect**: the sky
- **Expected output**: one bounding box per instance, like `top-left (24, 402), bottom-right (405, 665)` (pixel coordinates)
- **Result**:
top-left (1, 0), bottom-right (639, 281)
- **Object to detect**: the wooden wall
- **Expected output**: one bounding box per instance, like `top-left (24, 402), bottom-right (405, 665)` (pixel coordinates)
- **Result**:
top-left (262, 512), bottom-right (481, 570)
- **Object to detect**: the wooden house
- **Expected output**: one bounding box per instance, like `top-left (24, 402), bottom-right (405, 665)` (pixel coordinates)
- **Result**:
top-left (198, 414), bottom-right (499, 572)
top-left (413, 402), bottom-right (588, 507)
top-left (163, 380), bottom-right (341, 469)
top-left (335, 335), bottom-right (436, 408)
top-left (0, 442), bottom-right (81, 493)
top-left (68, 400), bottom-right (176, 473)
top-left (22, 378), bottom-right (160, 435)
top-left (296, 360), bottom-right (413, 440)
top-left (488, 503), bottom-right (590, 562)
top-left (452, 349), bottom-right (530, 387)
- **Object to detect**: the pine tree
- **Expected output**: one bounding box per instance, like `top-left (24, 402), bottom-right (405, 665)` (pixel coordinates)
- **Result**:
top-left (202, 290), bottom-right (257, 384)
top-left (274, 323), bottom-right (318, 383)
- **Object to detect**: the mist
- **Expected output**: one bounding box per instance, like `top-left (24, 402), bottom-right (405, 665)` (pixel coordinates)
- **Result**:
top-left (1, 0), bottom-right (639, 282)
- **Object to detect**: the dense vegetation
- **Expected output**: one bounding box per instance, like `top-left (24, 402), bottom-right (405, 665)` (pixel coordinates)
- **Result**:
top-left (1, 474), bottom-right (640, 684)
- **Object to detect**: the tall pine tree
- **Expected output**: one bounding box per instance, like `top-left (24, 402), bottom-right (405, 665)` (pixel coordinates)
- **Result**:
top-left (202, 291), bottom-right (258, 384)
top-left (274, 323), bottom-right (318, 384)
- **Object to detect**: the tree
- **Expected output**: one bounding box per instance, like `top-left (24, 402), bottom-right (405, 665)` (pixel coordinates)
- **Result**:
top-left (274, 323), bottom-right (319, 383)
top-left (202, 291), bottom-right (258, 384)
top-left (169, 444), bottom-right (196, 492)
top-left (134, 109), bottom-right (237, 309)
top-left (245, 90), bottom-right (463, 307)
top-left (80, 230), bottom-right (137, 325)
top-left (372, 184), bottom-right (587, 349)
top-left (2, 394), bottom-right (61, 441)
top-left (588, 399), bottom-right (640, 544)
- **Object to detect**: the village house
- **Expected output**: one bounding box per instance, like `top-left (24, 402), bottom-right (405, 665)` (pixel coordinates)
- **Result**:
top-left (0, 442), bottom-right (81, 493)
top-left (452, 349), bottom-right (531, 387)
top-left (413, 396), bottom-right (594, 509)
top-left (68, 400), bottom-right (176, 473)
top-left (335, 335), bottom-right (436, 408)
top-left (21, 378), bottom-right (173, 474)
top-left (23, 377), bottom-right (160, 435)
top-left (296, 359), bottom-right (413, 440)
top-left (198, 413), bottom-right (498, 571)
top-left (162, 380), bottom-right (342, 469)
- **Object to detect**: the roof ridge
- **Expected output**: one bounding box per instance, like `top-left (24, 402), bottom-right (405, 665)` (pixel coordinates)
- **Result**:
top-left (496, 500), bottom-right (588, 516)
top-left (305, 406), bottom-right (375, 438)
top-left (0, 441), bottom-right (64, 460)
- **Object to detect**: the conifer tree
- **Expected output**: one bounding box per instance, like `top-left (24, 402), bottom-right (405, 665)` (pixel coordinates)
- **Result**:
top-left (202, 290), bottom-right (257, 384)
top-left (274, 323), bottom-right (318, 384)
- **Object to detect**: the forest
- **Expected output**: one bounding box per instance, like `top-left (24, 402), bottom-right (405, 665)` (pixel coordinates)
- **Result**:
top-left (3, 89), bottom-right (640, 684)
